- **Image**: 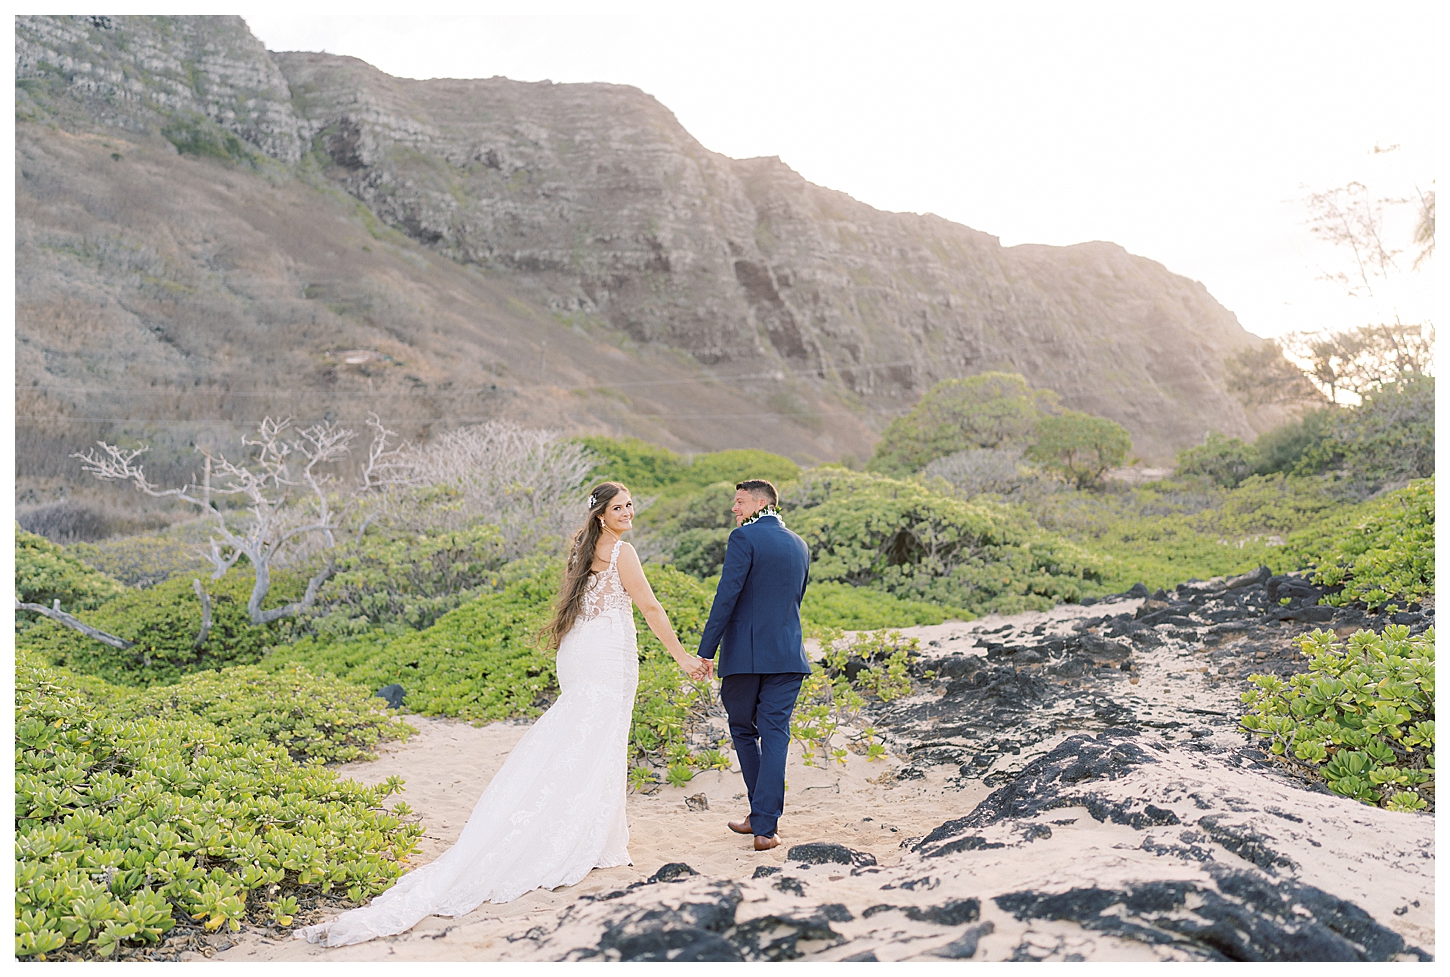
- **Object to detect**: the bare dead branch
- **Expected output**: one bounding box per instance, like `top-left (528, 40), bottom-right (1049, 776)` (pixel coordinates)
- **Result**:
top-left (192, 579), bottom-right (213, 648)
top-left (16, 598), bottom-right (134, 650)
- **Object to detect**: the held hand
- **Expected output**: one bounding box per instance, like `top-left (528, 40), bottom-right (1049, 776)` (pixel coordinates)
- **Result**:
top-left (673, 651), bottom-right (708, 682)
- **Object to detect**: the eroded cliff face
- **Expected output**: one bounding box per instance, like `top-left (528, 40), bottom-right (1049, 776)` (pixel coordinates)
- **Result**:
top-left (16, 14), bottom-right (1270, 474)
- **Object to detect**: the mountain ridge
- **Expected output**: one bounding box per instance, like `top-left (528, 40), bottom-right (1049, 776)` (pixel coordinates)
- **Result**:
top-left (16, 14), bottom-right (1281, 510)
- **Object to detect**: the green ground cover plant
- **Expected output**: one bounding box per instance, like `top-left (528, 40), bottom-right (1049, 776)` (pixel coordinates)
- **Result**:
top-left (111, 663), bottom-right (415, 764)
top-left (1283, 478), bottom-right (1434, 611)
top-left (264, 565), bottom-right (560, 722)
top-left (14, 652), bottom-right (422, 960)
top-left (1240, 626), bottom-right (1434, 812)
top-left (791, 631), bottom-right (921, 767)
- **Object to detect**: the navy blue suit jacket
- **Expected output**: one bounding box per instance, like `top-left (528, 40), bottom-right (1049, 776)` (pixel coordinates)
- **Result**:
top-left (697, 516), bottom-right (812, 677)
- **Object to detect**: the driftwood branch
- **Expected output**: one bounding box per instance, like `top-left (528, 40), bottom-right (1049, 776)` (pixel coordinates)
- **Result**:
top-left (192, 579), bottom-right (213, 648)
top-left (15, 598), bottom-right (135, 650)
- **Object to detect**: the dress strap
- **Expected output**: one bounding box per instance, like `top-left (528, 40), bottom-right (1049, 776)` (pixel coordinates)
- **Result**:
top-left (608, 539), bottom-right (623, 569)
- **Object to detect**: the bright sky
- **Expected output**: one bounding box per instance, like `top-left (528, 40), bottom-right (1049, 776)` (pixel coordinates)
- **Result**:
top-left (239, 3), bottom-right (1438, 341)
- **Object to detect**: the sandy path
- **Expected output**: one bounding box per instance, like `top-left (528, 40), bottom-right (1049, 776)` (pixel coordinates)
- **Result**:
top-left (217, 710), bottom-right (986, 962)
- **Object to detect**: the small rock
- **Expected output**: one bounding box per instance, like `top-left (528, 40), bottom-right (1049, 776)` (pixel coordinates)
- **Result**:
top-left (685, 793), bottom-right (709, 812)
top-left (786, 842), bottom-right (877, 868)
top-left (374, 684), bottom-right (406, 709)
top-left (647, 862), bottom-right (698, 884)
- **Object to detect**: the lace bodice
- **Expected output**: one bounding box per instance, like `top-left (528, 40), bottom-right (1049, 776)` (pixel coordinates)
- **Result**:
top-left (580, 539), bottom-right (634, 630)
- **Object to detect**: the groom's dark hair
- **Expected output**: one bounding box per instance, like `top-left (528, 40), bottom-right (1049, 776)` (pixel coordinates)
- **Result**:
top-left (737, 479), bottom-right (778, 506)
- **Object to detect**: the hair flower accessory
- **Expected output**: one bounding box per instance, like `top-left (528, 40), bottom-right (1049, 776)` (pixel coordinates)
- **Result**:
top-left (588, 494), bottom-right (598, 508)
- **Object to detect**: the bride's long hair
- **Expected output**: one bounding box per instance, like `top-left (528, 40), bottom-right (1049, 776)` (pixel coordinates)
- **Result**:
top-left (543, 481), bottom-right (629, 650)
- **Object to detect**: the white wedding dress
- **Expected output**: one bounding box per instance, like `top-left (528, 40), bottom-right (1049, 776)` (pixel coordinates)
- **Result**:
top-left (298, 540), bottom-right (640, 947)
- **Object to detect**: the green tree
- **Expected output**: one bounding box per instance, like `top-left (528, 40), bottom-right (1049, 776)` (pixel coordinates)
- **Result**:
top-left (1026, 410), bottom-right (1132, 489)
top-left (867, 372), bottom-right (1059, 476)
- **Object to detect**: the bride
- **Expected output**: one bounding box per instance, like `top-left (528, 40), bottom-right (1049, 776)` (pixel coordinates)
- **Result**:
top-left (298, 481), bottom-right (705, 947)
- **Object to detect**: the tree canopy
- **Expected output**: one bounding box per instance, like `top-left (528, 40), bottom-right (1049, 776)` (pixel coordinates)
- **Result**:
top-left (868, 372), bottom-right (1058, 476)
top-left (1026, 410), bottom-right (1132, 489)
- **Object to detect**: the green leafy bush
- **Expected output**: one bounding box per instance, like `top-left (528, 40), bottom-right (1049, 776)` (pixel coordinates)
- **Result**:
top-left (313, 523), bottom-right (511, 633)
top-left (1175, 432), bottom-right (1257, 488)
top-left (15, 529), bottom-right (128, 630)
top-left (20, 571), bottom-right (308, 687)
top-left (14, 652), bottom-right (422, 960)
top-left (1285, 478), bottom-right (1434, 611)
top-left (668, 527), bottom-right (732, 578)
top-left (868, 372), bottom-right (1058, 477)
top-left (1250, 408), bottom-right (1336, 477)
top-left (1318, 375), bottom-right (1434, 492)
top-left (69, 529), bottom-right (211, 588)
top-left (801, 581), bottom-right (970, 633)
top-left (578, 437), bottom-right (799, 497)
top-left (112, 663), bottom-right (415, 764)
top-left (1240, 626), bottom-right (1434, 811)
top-left (1025, 410), bottom-right (1133, 489)
top-left (265, 567), bottom-right (560, 723)
top-left (785, 468), bottom-right (1101, 613)
top-left (1033, 473), bottom-right (1339, 593)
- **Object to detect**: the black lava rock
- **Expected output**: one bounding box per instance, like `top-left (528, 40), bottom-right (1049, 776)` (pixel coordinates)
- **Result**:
top-left (786, 843), bottom-right (877, 868)
top-left (648, 862), bottom-right (699, 884)
top-left (374, 684), bottom-right (406, 709)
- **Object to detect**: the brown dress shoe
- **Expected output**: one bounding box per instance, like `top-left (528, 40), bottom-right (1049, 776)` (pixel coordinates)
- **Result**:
top-left (753, 835), bottom-right (780, 851)
top-left (728, 818), bottom-right (754, 835)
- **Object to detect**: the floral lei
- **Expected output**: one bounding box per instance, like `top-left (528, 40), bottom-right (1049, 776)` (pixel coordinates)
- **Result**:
top-left (740, 504), bottom-right (783, 527)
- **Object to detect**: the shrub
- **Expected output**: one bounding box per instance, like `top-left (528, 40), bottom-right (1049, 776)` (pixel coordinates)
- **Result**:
top-left (313, 523), bottom-right (512, 632)
top-left (801, 581), bottom-right (971, 633)
top-left (579, 437), bottom-right (800, 498)
top-left (669, 527), bottom-right (732, 578)
top-left (922, 447), bottom-right (1038, 499)
top-left (112, 663), bottom-right (415, 764)
top-left (14, 652), bottom-right (422, 960)
top-left (1025, 410), bottom-right (1133, 489)
top-left (785, 468), bottom-right (1102, 613)
top-left (1033, 473), bottom-right (1339, 593)
top-left (1240, 626), bottom-right (1434, 812)
top-left (406, 421), bottom-right (599, 558)
top-left (69, 529), bottom-right (212, 588)
top-left (264, 567), bottom-right (560, 723)
top-left (15, 500), bottom-right (178, 544)
top-left (868, 372), bottom-right (1058, 477)
top-left (1251, 408), bottom-right (1336, 477)
top-left (1175, 432), bottom-right (1257, 488)
top-left (792, 631), bottom-right (919, 767)
top-left (15, 529), bottom-right (128, 631)
top-left (1285, 478), bottom-right (1434, 611)
top-left (20, 571), bottom-right (309, 687)
top-left (1322, 375), bottom-right (1434, 493)
top-left (576, 436), bottom-right (689, 491)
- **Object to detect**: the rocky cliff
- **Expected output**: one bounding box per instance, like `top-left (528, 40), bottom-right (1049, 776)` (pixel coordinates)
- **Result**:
top-left (16, 14), bottom-right (1274, 506)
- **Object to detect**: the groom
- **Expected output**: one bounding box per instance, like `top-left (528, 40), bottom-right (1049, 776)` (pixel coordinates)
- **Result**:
top-left (696, 479), bottom-right (811, 851)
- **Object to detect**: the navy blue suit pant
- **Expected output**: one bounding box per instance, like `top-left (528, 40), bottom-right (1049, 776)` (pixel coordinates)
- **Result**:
top-left (719, 672), bottom-right (804, 838)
